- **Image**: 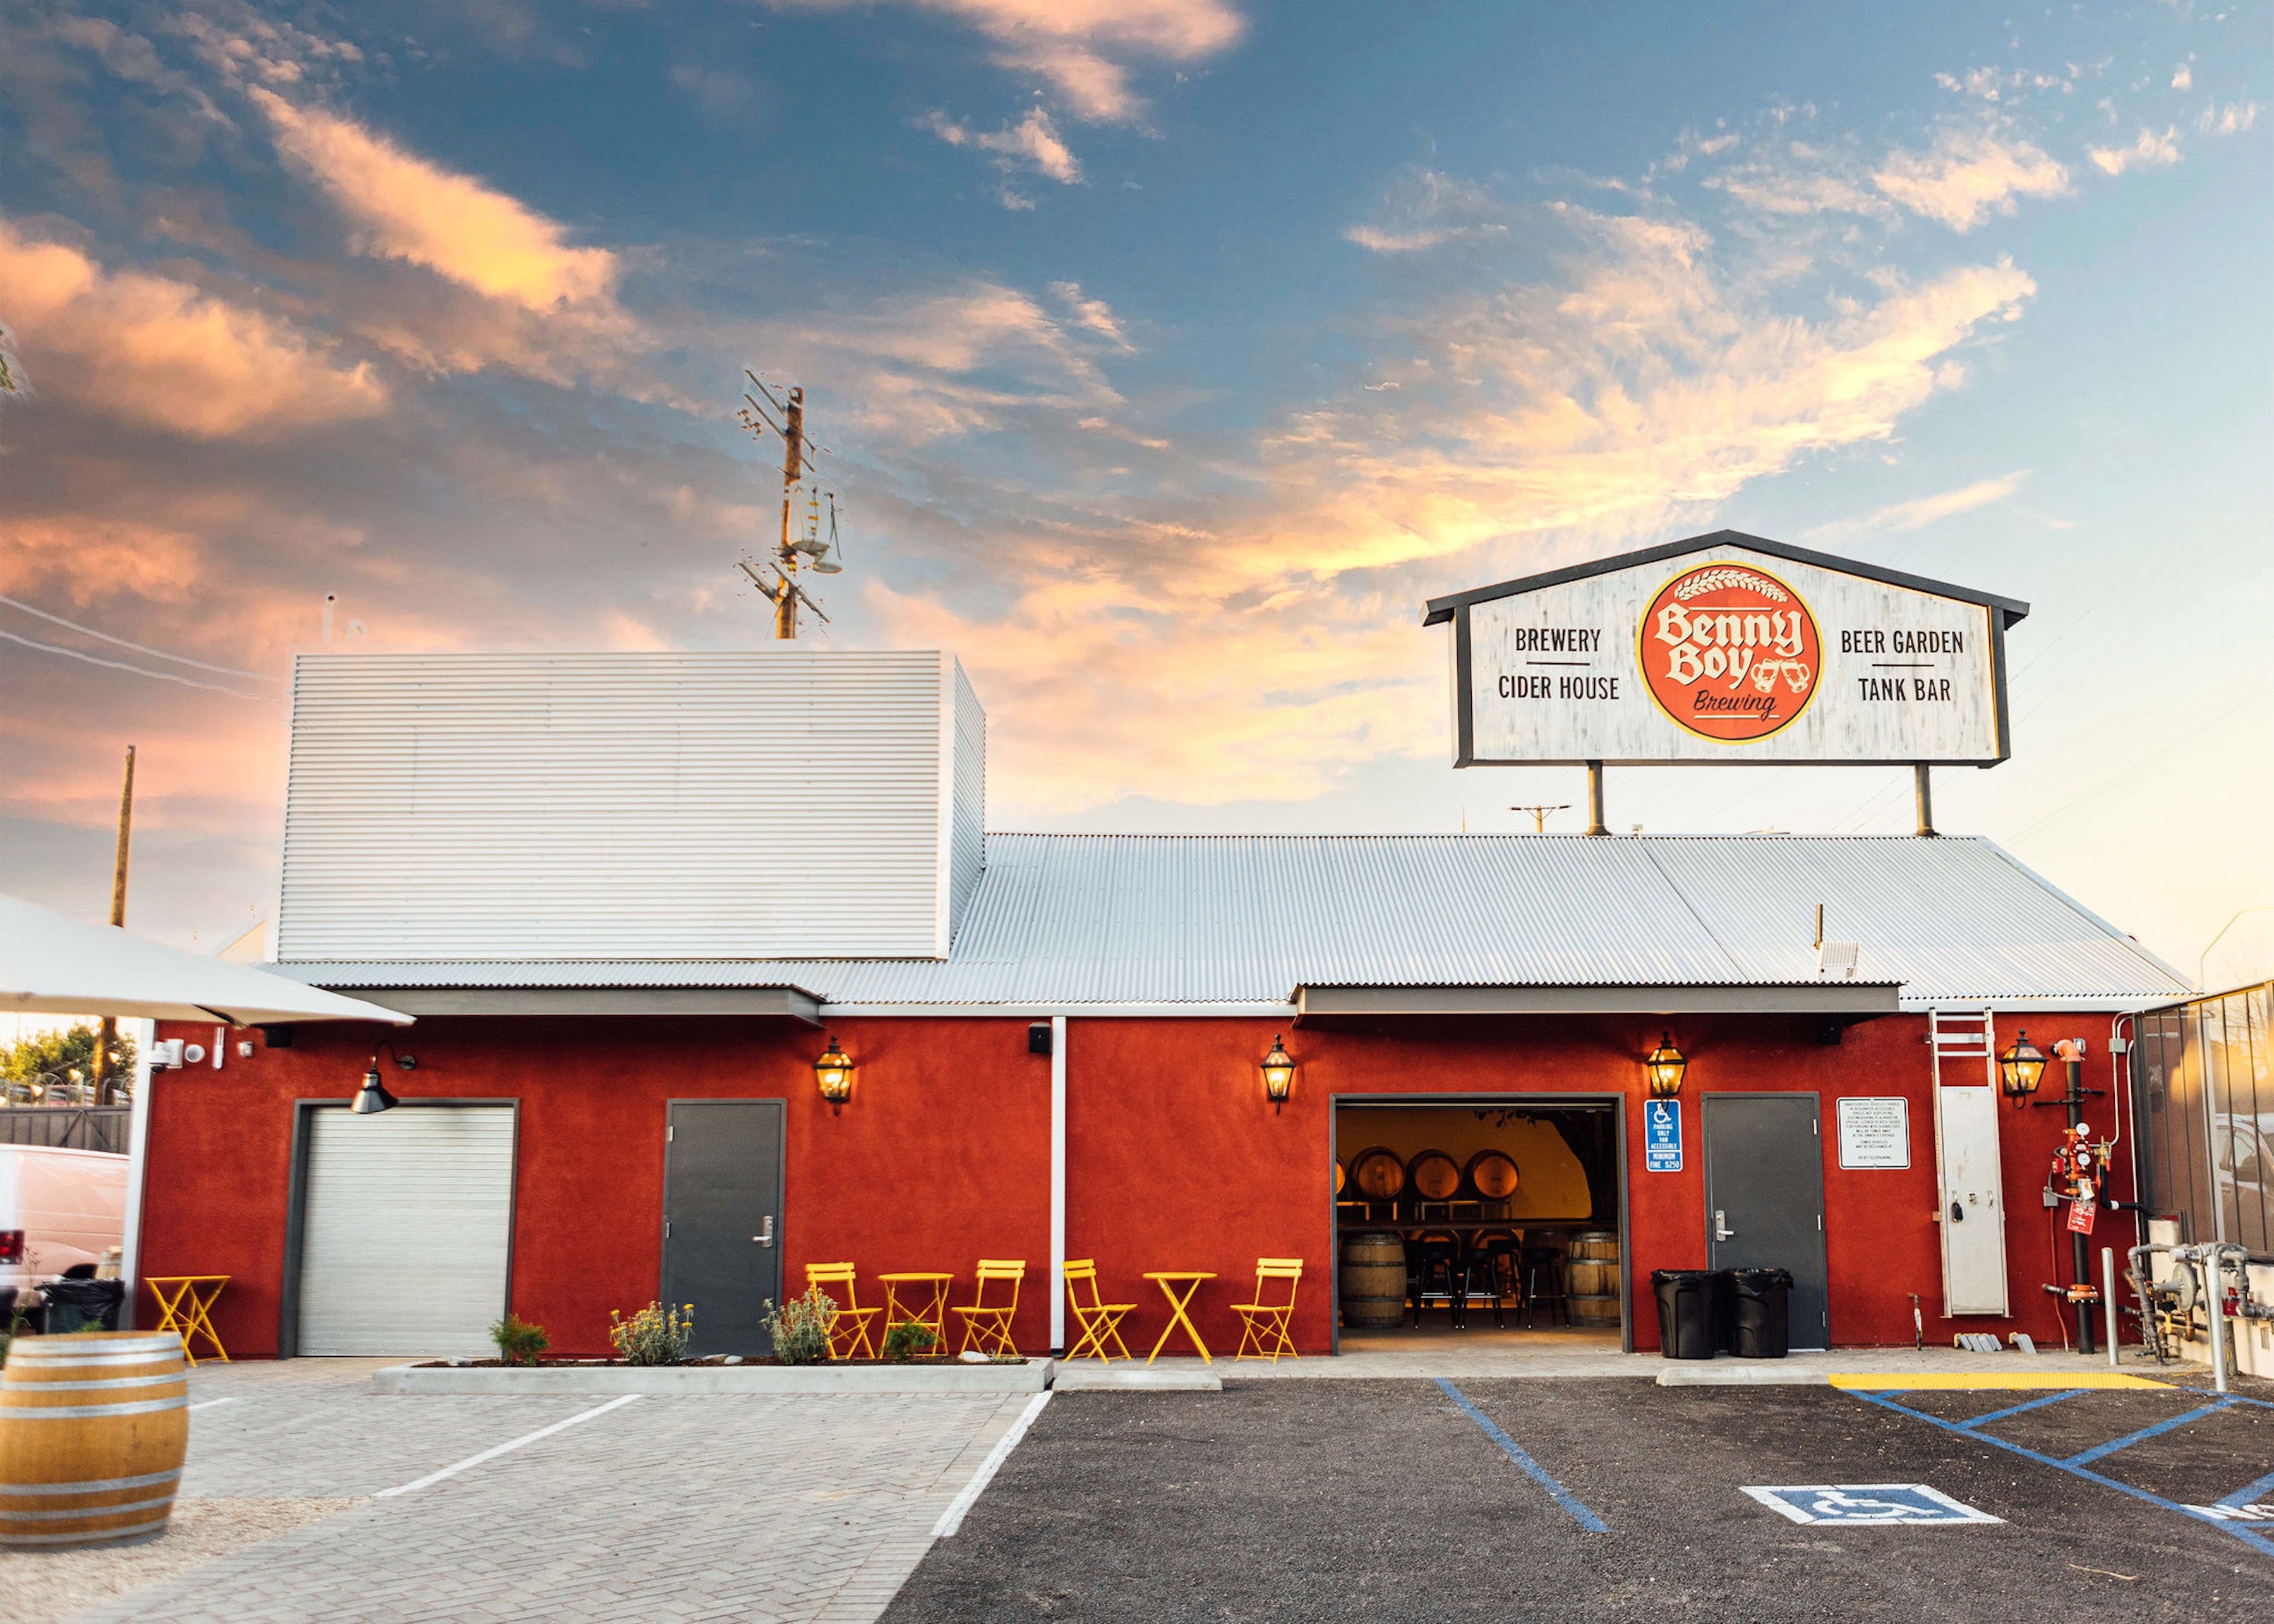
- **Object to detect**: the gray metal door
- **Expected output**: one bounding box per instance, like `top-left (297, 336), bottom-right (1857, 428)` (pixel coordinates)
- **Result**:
top-left (660, 1100), bottom-right (783, 1356)
top-left (1703, 1094), bottom-right (1831, 1350)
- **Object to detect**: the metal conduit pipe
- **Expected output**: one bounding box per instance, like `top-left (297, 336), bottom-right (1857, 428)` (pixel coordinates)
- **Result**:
top-left (2127, 1241), bottom-right (2251, 1394)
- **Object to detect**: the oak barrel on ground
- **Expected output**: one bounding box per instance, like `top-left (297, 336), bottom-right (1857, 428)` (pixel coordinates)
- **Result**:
top-left (1464, 1150), bottom-right (1520, 1201)
top-left (1344, 1146), bottom-right (1405, 1203)
top-left (1337, 1232), bottom-right (1409, 1328)
top-left (1566, 1230), bottom-right (1622, 1326)
top-left (0, 1331), bottom-right (188, 1549)
top-left (1406, 1150), bottom-right (1461, 1203)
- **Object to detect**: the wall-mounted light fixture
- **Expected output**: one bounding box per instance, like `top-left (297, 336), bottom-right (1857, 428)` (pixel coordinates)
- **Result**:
top-left (352, 1041), bottom-right (416, 1115)
top-left (1644, 1033), bottom-right (1687, 1099)
top-left (814, 1036), bottom-right (855, 1114)
top-left (1997, 1031), bottom-right (2046, 1107)
top-left (1260, 1034), bottom-right (1296, 1114)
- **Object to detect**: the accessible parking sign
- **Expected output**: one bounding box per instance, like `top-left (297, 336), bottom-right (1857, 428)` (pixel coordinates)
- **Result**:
top-left (1644, 1099), bottom-right (1682, 1172)
top-left (1742, 1484), bottom-right (2002, 1526)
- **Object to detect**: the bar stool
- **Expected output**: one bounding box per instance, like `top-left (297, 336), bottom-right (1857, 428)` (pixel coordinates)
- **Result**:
top-left (1409, 1232), bottom-right (1460, 1328)
top-left (1462, 1232), bottom-right (1518, 1330)
top-left (1520, 1244), bottom-right (1568, 1328)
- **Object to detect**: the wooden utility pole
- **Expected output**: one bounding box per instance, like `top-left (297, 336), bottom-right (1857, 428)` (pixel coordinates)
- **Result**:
top-left (774, 387), bottom-right (804, 640)
top-left (97, 744), bottom-right (134, 1105)
top-left (1510, 803), bottom-right (1571, 834)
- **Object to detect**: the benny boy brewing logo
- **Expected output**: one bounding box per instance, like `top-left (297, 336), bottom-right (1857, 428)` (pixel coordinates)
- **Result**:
top-left (1640, 563), bottom-right (1821, 742)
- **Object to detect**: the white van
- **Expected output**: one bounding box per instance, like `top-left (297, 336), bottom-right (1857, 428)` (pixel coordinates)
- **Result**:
top-left (1, 1145), bottom-right (129, 1314)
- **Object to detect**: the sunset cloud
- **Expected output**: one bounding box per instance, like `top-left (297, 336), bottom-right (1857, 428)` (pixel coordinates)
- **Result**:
top-left (0, 220), bottom-right (387, 439)
top-left (771, 0), bottom-right (1246, 122)
top-left (1804, 471), bottom-right (2030, 541)
top-left (1870, 124), bottom-right (2070, 229)
top-left (251, 89), bottom-right (623, 314)
top-left (2088, 126), bottom-right (2182, 176)
top-left (922, 107), bottom-right (1082, 201)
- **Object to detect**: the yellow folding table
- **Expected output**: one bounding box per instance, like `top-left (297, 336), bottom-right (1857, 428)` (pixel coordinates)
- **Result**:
top-left (143, 1275), bottom-right (231, 1364)
top-left (1143, 1270), bottom-right (1215, 1364)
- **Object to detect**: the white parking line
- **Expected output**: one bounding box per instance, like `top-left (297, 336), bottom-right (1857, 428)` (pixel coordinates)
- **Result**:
top-left (188, 1397), bottom-right (238, 1412)
top-left (375, 1395), bottom-right (642, 1499)
top-left (932, 1390), bottom-right (1051, 1538)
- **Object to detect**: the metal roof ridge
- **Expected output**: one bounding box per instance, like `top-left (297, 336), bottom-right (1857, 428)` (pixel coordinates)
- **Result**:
top-left (1970, 838), bottom-right (2194, 991)
top-left (1632, 841), bottom-right (1750, 980)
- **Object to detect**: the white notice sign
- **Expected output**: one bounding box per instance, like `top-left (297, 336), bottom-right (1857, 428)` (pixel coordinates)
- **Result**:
top-left (1837, 1097), bottom-right (1910, 1170)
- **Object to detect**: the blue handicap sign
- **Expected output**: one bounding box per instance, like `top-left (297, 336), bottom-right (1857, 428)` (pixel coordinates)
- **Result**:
top-left (1743, 1484), bottom-right (2001, 1526)
top-left (1644, 1099), bottom-right (1682, 1172)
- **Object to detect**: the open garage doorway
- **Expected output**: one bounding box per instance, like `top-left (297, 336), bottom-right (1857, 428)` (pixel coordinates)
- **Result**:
top-left (1331, 1098), bottom-right (1627, 1354)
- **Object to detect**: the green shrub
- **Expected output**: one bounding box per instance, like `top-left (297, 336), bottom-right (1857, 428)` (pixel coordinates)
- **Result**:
top-left (882, 1318), bottom-right (937, 1362)
top-left (762, 1285), bottom-right (836, 1364)
top-left (490, 1313), bottom-right (550, 1365)
top-left (610, 1301), bottom-right (695, 1365)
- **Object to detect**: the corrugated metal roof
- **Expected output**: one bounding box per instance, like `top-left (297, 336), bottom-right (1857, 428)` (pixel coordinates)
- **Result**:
top-left (279, 833), bottom-right (2190, 1013)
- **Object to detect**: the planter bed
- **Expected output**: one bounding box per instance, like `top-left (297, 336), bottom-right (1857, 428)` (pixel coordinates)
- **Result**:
top-left (371, 1358), bottom-right (1054, 1395)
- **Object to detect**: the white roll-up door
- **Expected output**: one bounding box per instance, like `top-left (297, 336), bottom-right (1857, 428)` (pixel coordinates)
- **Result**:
top-left (298, 1105), bottom-right (515, 1357)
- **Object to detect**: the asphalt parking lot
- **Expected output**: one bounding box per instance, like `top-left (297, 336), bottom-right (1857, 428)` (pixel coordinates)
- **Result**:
top-left (887, 1376), bottom-right (2274, 1623)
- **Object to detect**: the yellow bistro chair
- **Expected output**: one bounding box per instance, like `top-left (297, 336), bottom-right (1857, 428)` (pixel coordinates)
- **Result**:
top-left (1062, 1260), bottom-right (1137, 1362)
top-left (1232, 1258), bottom-right (1303, 1362)
top-left (952, 1259), bottom-right (1026, 1357)
top-left (803, 1262), bottom-right (881, 1361)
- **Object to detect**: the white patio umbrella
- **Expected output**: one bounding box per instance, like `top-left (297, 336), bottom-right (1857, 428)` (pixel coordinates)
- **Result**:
top-left (0, 894), bottom-right (412, 1027)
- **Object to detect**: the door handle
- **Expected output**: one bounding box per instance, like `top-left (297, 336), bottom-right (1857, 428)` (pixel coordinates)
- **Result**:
top-left (752, 1215), bottom-right (774, 1247)
top-left (1714, 1209), bottom-right (1736, 1242)
top-left (1949, 1201), bottom-right (1964, 1224)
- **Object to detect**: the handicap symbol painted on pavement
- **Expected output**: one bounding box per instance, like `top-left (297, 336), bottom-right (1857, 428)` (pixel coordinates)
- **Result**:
top-left (1742, 1484), bottom-right (2003, 1526)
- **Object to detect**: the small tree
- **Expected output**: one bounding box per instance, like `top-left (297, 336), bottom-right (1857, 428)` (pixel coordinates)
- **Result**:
top-left (1, 1025), bottom-right (136, 1106)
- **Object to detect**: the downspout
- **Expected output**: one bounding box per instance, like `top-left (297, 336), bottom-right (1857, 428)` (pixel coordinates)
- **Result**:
top-left (119, 1018), bottom-right (155, 1328)
top-left (1050, 1014), bottom-right (1066, 1352)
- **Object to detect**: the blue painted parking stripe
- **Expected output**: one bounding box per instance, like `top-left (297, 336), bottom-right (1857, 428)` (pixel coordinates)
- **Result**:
top-left (2217, 1464), bottom-right (2274, 1511)
top-left (2064, 1401), bottom-right (2234, 1467)
top-left (1960, 1390), bottom-right (2086, 1430)
top-left (1435, 1379), bottom-right (1609, 1534)
top-left (1849, 1390), bottom-right (2274, 1560)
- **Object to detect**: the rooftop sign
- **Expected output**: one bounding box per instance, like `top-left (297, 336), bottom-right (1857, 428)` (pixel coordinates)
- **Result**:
top-left (1424, 532), bottom-right (2028, 767)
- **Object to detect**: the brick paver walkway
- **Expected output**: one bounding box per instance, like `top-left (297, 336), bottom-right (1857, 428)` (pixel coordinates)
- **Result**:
top-left (60, 1361), bottom-right (1035, 1624)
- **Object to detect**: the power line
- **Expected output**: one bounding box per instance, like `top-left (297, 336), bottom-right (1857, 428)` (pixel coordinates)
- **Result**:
top-left (0, 629), bottom-right (278, 701)
top-left (0, 596), bottom-right (281, 681)
top-left (2003, 680), bottom-right (2272, 846)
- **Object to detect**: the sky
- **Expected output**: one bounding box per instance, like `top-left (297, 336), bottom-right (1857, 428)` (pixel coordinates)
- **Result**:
top-left (2, 0), bottom-right (2270, 987)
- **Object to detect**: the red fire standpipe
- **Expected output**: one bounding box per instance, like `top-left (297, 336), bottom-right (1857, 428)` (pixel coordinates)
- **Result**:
top-left (2043, 1041), bottom-right (2102, 1355)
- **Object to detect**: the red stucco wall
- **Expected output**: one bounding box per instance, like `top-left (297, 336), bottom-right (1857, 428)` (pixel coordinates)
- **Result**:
top-left (144, 1006), bottom-right (2132, 1360)
top-left (141, 1016), bottom-right (1052, 1359)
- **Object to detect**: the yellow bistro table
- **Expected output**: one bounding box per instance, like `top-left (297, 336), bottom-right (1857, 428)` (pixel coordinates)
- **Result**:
top-left (1144, 1271), bottom-right (1216, 1364)
top-left (877, 1272), bottom-right (954, 1358)
top-left (143, 1275), bottom-right (231, 1364)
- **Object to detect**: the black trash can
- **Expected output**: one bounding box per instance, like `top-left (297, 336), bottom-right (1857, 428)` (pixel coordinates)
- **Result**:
top-left (40, 1278), bottom-right (127, 1334)
top-left (1651, 1269), bottom-right (1725, 1360)
top-left (1728, 1268), bottom-right (1794, 1359)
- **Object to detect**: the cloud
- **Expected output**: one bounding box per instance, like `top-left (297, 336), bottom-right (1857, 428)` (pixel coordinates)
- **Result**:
top-left (868, 207), bottom-right (2038, 812)
top-left (0, 219), bottom-right (387, 438)
top-left (1048, 281), bottom-right (1133, 350)
top-left (770, 1), bottom-right (1245, 123)
top-left (923, 107), bottom-right (1083, 198)
top-left (1803, 471), bottom-right (2030, 542)
top-left (2198, 102), bottom-right (2259, 136)
top-left (1870, 124), bottom-right (2070, 230)
top-left (251, 89), bottom-right (622, 313)
top-left (2171, 65), bottom-right (2192, 91)
top-left (1345, 169), bottom-right (1509, 253)
top-left (2088, 126), bottom-right (2182, 176)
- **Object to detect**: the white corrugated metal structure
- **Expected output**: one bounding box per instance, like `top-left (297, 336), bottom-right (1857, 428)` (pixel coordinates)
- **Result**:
top-left (277, 651), bottom-right (983, 963)
top-left (283, 833), bottom-right (2191, 1014)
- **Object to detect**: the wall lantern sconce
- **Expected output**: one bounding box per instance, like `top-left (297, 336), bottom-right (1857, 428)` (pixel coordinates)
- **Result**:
top-left (1998, 1030), bottom-right (2047, 1107)
top-left (1260, 1035), bottom-right (1296, 1114)
top-left (814, 1037), bottom-right (856, 1114)
top-left (352, 1042), bottom-right (416, 1115)
top-left (1644, 1033), bottom-right (1687, 1099)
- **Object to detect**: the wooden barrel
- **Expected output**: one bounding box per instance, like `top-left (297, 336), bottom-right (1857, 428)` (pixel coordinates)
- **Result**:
top-left (1406, 1150), bottom-right (1461, 1203)
top-left (1333, 1159), bottom-right (1345, 1197)
top-left (1464, 1150), bottom-right (1520, 1200)
top-left (1566, 1230), bottom-right (1622, 1326)
top-left (1338, 1232), bottom-right (1408, 1328)
top-left (0, 1331), bottom-right (188, 1549)
top-left (1345, 1146), bottom-right (1405, 1202)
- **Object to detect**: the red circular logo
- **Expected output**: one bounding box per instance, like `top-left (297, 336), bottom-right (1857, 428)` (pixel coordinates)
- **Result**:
top-left (1640, 563), bottom-right (1821, 742)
